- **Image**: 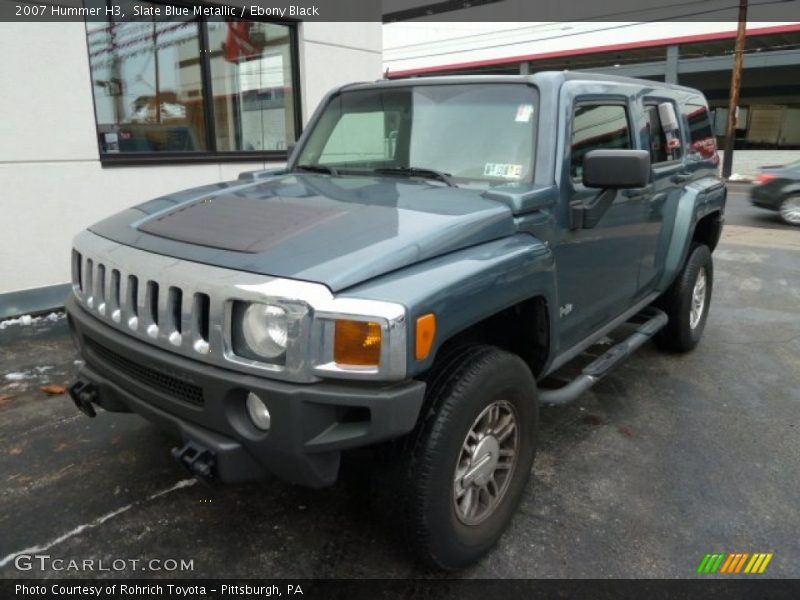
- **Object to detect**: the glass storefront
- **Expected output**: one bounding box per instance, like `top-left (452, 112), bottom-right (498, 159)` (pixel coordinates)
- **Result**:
top-left (86, 2), bottom-right (298, 160)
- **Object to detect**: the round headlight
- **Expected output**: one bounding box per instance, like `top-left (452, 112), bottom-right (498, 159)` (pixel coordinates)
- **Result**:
top-left (241, 303), bottom-right (288, 359)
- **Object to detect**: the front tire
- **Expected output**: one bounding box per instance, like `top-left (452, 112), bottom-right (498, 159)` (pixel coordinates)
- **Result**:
top-left (779, 195), bottom-right (800, 226)
top-left (397, 346), bottom-right (538, 570)
top-left (654, 243), bottom-right (713, 352)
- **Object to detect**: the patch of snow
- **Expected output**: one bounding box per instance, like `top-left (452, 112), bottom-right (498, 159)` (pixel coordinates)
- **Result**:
top-left (4, 372), bottom-right (34, 381)
top-left (0, 312), bottom-right (65, 331)
top-left (5, 368), bottom-right (52, 380)
top-left (727, 173), bottom-right (754, 182)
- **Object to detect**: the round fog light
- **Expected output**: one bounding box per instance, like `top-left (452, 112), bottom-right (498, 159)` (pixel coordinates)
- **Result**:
top-left (246, 392), bottom-right (271, 431)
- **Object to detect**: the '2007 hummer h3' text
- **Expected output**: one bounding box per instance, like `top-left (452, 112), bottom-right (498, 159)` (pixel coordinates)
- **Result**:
top-left (67, 72), bottom-right (725, 569)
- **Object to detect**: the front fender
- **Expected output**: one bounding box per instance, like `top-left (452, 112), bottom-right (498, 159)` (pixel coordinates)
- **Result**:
top-left (657, 178), bottom-right (726, 291)
top-left (339, 234), bottom-right (556, 378)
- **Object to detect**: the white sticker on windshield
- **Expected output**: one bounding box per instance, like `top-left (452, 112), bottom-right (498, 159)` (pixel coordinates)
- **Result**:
top-left (484, 163), bottom-right (523, 179)
top-left (515, 104), bottom-right (534, 122)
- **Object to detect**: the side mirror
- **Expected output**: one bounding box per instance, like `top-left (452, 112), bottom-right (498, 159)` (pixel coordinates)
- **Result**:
top-left (573, 150), bottom-right (651, 230)
top-left (582, 149), bottom-right (651, 189)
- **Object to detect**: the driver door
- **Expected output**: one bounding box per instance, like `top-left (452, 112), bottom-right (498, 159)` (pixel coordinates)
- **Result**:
top-left (553, 100), bottom-right (650, 351)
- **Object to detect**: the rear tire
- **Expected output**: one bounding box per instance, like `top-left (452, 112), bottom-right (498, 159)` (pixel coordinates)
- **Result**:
top-left (779, 195), bottom-right (800, 226)
top-left (395, 345), bottom-right (538, 570)
top-left (654, 243), bottom-right (713, 353)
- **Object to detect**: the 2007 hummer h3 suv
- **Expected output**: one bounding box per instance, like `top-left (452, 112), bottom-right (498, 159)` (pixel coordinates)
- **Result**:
top-left (67, 72), bottom-right (725, 569)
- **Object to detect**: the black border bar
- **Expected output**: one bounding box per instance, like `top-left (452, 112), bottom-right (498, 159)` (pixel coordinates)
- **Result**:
top-left (4, 579), bottom-right (800, 600)
top-left (2, 0), bottom-right (800, 22)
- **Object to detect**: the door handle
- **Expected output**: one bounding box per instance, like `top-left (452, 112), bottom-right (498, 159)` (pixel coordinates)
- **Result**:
top-left (671, 172), bottom-right (693, 184)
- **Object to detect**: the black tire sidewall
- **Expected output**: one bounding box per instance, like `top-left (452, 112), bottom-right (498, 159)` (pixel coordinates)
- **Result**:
top-left (413, 349), bottom-right (537, 569)
top-left (681, 245), bottom-right (713, 346)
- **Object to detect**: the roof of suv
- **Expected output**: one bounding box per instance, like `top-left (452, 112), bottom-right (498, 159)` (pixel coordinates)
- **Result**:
top-left (345, 70), bottom-right (702, 96)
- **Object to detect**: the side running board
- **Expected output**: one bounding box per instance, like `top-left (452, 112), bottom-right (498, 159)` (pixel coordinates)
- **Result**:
top-left (539, 307), bottom-right (668, 406)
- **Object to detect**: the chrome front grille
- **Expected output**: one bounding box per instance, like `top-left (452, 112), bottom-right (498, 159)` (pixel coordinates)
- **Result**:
top-left (72, 248), bottom-right (212, 356)
top-left (70, 230), bottom-right (334, 383)
top-left (71, 230), bottom-right (408, 383)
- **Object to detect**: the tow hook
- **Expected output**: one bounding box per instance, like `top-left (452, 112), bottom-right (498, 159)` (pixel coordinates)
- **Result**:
top-left (171, 440), bottom-right (216, 484)
top-left (69, 380), bottom-right (98, 418)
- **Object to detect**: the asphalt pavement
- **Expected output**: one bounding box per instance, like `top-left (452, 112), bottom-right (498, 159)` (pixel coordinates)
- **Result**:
top-left (1, 186), bottom-right (798, 579)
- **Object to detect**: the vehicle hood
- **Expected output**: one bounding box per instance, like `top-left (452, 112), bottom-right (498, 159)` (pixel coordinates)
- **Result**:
top-left (89, 173), bottom-right (516, 292)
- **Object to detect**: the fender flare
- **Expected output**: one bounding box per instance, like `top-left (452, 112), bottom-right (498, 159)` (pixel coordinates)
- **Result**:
top-left (339, 234), bottom-right (557, 378)
top-left (658, 180), bottom-right (726, 291)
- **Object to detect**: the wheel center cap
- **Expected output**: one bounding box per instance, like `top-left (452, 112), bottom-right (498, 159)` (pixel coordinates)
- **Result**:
top-left (470, 435), bottom-right (500, 486)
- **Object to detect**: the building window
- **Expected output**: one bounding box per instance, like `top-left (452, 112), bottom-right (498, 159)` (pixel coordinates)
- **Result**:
top-left (86, 4), bottom-right (299, 162)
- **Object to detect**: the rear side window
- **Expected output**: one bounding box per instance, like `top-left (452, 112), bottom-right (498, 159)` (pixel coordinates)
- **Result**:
top-left (571, 104), bottom-right (631, 180)
top-left (685, 103), bottom-right (717, 161)
top-left (646, 103), bottom-right (683, 164)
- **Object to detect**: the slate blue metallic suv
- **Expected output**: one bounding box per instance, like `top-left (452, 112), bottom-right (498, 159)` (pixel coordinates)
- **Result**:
top-left (67, 72), bottom-right (726, 569)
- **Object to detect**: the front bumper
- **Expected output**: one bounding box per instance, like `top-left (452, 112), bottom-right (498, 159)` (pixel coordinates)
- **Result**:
top-left (66, 295), bottom-right (426, 488)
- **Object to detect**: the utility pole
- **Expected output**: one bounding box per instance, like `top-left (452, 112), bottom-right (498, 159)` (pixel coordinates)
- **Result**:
top-left (722, 0), bottom-right (748, 179)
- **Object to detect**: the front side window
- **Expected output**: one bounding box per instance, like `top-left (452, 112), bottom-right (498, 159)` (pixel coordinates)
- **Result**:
top-left (295, 84), bottom-right (538, 187)
top-left (570, 104), bottom-right (631, 180)
top-left (86, 4), bottom-right (298, 160)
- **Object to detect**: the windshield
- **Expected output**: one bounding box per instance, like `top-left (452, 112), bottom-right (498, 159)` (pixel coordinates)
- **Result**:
top-left (294, 84), bottom-right (537, 187)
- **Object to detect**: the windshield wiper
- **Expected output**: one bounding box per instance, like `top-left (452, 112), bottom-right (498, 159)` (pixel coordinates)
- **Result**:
top-left (295, 164), bottom-right (339, 176)
top-left (373, 166), bottom-right (457, 187)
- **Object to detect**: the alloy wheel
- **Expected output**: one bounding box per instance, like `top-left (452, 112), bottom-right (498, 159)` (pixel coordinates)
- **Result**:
top-left (689, 268), bottom-right (708, 330)
top-left (453, 400), bottom-right (519, 526)
top-left (780, 197), bottom-right (800, 225)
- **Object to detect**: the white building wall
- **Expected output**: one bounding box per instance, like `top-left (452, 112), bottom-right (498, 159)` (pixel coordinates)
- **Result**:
top-left (299, 22), bottom-right (383, 119)
top-left (0, 21), bottom-right (381, 304)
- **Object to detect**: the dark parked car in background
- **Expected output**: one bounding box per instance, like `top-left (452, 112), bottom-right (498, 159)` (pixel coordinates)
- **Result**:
top-left (750, 161), bottom-right (800, 226)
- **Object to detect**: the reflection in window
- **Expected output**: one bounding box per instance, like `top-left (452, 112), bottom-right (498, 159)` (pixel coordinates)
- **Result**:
top-left (297, 85), bottom-right (537, 185)
top-left (87, 14), bottom-right (207, 153)
top-left (85, 5), bottom-right (297, 158)
top-left (685, 104), bottom-right (717, 160)
top-left (208, 21), bottom-right (296, 152)
top-left (646, 104), bottom-right (682, 163)
top-left (320, 112), bottom-right (394, 163)
top-left (570, 104), bottom-right (631, 180)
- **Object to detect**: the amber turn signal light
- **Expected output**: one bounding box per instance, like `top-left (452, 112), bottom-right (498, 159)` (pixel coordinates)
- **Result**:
top-left (415, 313), bottom-right (436, 360)
top-left (334, 320), bottom-right (382, 366)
